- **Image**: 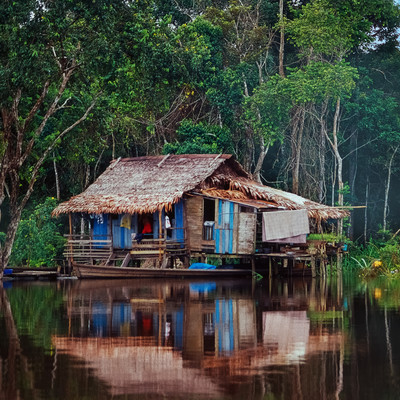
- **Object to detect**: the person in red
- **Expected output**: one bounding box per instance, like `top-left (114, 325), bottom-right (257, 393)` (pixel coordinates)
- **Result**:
top-left (142, 220), bottom-right (152, 234)
top-left (134, 217), bottom-right (152, 243)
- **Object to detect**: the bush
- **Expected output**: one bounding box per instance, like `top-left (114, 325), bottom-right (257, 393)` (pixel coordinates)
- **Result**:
top-left (10, 198), bottom-right (66, 267)
top-left (350, 235), bottom-right (400, 279)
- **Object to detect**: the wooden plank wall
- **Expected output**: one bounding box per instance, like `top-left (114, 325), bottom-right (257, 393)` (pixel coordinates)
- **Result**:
top-left (186, 195), bottom-right (204, 252)
top-left (237, 212), bottom-right (257, 254)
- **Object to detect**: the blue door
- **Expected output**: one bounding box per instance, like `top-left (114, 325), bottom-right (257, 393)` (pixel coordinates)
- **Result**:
top-left (215, 200), bottom-right (234, 254)
top-left (174, 200), bottom-right (185, 243)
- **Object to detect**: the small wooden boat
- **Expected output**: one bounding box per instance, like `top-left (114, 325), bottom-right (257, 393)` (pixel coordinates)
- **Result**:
top-left (72, 262), bottom-right (253, 279)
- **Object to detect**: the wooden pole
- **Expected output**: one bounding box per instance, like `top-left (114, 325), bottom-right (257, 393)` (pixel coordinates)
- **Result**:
top-left (268, 257), bottom-right (272, 279)
top-left (311, 255), bottom-right (316, 278)
top-left (159, 210), bottom-right (162, 266)
top-left (68, 213), bottom-right (74, 265)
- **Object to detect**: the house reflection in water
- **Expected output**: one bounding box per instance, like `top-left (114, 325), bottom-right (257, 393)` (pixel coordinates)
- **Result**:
top-left (54, 278), bottom-right (344, 398)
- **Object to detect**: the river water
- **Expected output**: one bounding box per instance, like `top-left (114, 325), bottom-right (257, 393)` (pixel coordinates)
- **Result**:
top-left (0, 274), bottom-right (399, 400)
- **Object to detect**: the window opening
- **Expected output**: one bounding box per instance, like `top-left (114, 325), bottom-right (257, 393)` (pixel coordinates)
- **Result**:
top-left (203, 198), bottom-right (215, 241)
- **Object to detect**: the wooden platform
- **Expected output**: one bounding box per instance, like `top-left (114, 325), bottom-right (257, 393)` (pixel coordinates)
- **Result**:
top-left (5, 267), bottom-right (59, 280)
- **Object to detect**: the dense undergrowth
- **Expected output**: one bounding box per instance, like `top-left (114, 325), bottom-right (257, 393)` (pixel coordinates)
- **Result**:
top-left (343, 231), bottom-right (400, 279)
top-left (0, 198), bottom-right (66, 267)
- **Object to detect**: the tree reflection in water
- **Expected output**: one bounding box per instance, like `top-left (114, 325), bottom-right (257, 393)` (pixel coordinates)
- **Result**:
top-left (0, 275), bottom-right (399, 399)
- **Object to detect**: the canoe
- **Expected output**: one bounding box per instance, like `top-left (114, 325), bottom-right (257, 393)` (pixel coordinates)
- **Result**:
top-left (72, 262), bottom-right (253, 279)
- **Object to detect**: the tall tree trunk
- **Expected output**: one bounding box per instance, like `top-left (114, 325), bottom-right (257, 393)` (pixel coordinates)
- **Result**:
top-left (325, 98), bottom-right (343, 236)
top-left (364, 177), bottom-right (369, 244)
top-left (318, 101), bottom-right (328, 203)
top-left (331, 157), bottom-right (337, 207)
top-left (81, 165), bottom-right (91, 235)
top-left (347, 131), bottom-right (358, 240)
top-left (337, 155), bottom-right (344, 237)
top-left (252, 136), bottom-right (270, 183)
top-left (1, 203), bottom-right (23, 269)
top-left (291, 106), bottom-right (305, 194)
top-left (279, 0), bottom-right (285, 78)
top-left (383, 146), bottom-right (399, 231)
top-left (53, 152), bottom-right (60, 201)
top-left (243, 126), bottom-right (254, 173)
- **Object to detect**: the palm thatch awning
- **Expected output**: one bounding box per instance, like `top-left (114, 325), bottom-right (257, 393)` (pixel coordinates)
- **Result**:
top-left (52, 154), bottom-right (348, 220)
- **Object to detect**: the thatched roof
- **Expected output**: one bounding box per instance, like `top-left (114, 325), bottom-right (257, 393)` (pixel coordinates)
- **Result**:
top-left (52, 154), bottom-right (348, 220)
top-left (201, 175), bottom-right (348, 220)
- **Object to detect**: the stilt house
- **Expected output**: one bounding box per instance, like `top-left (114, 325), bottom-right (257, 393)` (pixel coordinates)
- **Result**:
top-left (52, 154), bottom-right (347, 268)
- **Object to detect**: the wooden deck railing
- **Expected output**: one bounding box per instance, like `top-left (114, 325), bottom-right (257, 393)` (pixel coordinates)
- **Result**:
top-left (64, 234), bottom-right (113, 262)
top-left (64, 234), bottom-right (187, 263)
top-left (131, 239), bottom-right (166, 258)
top-left (131, 238), bottom-right (186, 258)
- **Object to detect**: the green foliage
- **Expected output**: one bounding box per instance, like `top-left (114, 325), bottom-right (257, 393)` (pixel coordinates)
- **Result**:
top-left (285, 61), bottom-right (358, 104)
top-left (349, 233), bottom-right (400, 279)
top-left (10, 198), bottom-right (66, 267)
top-left (1, 0), bottom-right (400, 263)
top-left (163, 120), bottom-right (234, 154)
top-left (307, 233), bottom-right (346, 243)
top-left (287, 0), bottom-right (355, 59)
top-left (244, 75), bottom-right (290, 144)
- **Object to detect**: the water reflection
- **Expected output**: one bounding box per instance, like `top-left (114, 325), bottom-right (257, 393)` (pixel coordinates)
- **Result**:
top-left (1, 276), bottom-right (400, 399)
top-left (50, 278), bottom-right (345, 399)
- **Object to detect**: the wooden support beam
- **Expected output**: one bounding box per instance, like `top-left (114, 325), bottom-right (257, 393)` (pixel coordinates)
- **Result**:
top-left (131, 250), bottom-right (164, 255)
top-left (105, 253), bottom-right (114, 266)
top-left (160, 255), bottom-right (169, 269)
top-left (157, 154), bottom-right (170, 167)
top-left (120, 253), bottom-right (131, 268)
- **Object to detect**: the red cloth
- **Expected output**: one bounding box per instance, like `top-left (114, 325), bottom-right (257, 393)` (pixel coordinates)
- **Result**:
top-left (142, 222), bottom-right (152, 234)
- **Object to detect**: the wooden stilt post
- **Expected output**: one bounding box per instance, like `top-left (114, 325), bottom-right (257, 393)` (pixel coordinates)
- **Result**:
top-left (68, 213), bottom-right (74, 271)
top-left (311, 255), bottom-right (316, 278)
top-left (268, 257), bottom-right (272, 279)
top-left (321, 243), bottom-right (327, 278)
top-left (158, 210), bottom-right (163, 267)
top-left (337, 249), bottom-right (342, 273)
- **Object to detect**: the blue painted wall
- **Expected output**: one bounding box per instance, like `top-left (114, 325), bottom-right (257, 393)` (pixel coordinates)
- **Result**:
top-left (92, 214), bottom-right (108, 248)
top-left (112, 214), bottom-right (137, 249)
top-left (92, 200), bottom-right (186, 250)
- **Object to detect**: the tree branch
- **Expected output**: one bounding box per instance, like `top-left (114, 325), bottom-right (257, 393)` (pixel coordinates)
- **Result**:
top-left (21, 80), bottom-right (51, 134)
top-left (19, 59), bottom-right (77, 167)
top-left (20, 98), bottom-right (97, 210)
